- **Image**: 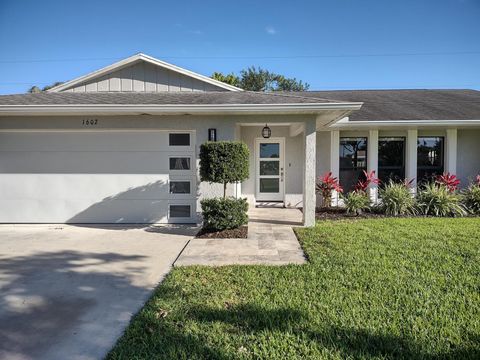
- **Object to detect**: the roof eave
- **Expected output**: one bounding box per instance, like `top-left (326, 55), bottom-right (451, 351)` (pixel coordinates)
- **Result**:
top-left (0, 102), bottom-right (363, 116)
top-left (329, 119), bottom-right (480, 128)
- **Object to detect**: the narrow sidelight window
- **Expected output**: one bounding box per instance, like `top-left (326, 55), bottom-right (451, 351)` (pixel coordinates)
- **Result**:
top-left (170, 181), bottom-right (191, 194)
top-left (169, 157), bottom-right (190, 170)
top-left (339, 137), bottom-right (368, 192)
top-left (169, 205), bottom-right (191, 218)
top-left (169, 133), bottom-right (190, 146)
top-left (417, 137), bottom-right (444, 183)
top-left (378, 137), bottom-right (405, 184)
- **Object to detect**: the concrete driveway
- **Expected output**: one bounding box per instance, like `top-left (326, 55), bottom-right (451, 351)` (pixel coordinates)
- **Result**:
top-left (0, 224), bottom-right (196, 360)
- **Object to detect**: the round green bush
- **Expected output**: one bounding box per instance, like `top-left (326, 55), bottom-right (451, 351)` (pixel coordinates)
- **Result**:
top-left (199, 141), bottom-right (249, 197)
top-left (200, 197), bottom-right (249, 231)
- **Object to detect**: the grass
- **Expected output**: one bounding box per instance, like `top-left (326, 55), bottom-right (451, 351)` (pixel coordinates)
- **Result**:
top-left (107, 218), bottom-right (480, 359)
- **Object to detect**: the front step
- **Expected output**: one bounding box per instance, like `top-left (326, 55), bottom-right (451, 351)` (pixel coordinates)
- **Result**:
top-left (255, 201), bottom-right (285, 208)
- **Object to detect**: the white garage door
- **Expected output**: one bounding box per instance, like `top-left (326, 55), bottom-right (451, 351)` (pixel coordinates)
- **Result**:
top-left (0, 130), bottom-right (197, 224)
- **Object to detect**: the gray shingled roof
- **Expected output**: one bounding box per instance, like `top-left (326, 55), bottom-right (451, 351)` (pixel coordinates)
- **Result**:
top-left (1, 89), bottom-right (479, 121)
top-left (0, 91), bottom-right (337, 105)
top-left (294, 89), bottom-right (480, 121)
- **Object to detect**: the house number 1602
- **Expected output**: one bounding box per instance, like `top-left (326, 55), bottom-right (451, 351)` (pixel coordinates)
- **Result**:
top-left (82, 119), bottom-right (98, 126)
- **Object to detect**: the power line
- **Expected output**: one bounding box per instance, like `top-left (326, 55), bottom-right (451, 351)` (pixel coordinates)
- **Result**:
top-left (0, 51), bottom-right (480, 64)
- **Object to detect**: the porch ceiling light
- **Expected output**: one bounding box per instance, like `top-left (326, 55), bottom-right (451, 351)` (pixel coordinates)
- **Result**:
top-left (262, 124), bottom-right (271, 139)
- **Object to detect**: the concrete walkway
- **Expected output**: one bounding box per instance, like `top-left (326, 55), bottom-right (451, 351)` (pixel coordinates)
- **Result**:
top-left (0, 224), bottom-right (195, 360)
top-left (175, 207), bottom-right (306, 266)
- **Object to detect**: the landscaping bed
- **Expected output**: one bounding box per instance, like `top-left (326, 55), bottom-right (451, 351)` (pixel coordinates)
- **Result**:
top-left (316, 206), bottom-right (386, 220)
top-left (107, 218), bottom-right (480, 359)
top-left (196, 225), bottom-right (248, 239)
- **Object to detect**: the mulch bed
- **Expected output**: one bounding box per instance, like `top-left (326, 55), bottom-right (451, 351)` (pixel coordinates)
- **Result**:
top-left (196, 225), bottom-right (248, 239)
top-left (316, 207), bottom-right (386, 220)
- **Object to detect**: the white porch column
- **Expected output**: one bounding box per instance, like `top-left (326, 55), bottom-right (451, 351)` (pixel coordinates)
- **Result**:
top-left (406, 129), bottom-right (418, 192)
top-left (445, 128), bottom-right (458, 175)
top-left (303, 120), bottom-right (317, 226)
top-left (367, 129), bottom-right (379, 203)
top-left (234, 124), bottom-right (242, 198)
top-left (330, 130), bottom-right (340, 206)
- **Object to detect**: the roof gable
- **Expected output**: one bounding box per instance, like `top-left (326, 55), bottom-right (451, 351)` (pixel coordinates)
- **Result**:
top-left (47, 53), bottom-right (242, 93)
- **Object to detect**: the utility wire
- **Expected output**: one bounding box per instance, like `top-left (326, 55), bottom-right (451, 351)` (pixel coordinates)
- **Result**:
top-left (0, 51), bottom-right (480, 64)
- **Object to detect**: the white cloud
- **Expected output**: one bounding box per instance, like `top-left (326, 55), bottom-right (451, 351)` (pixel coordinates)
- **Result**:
top-left (265, 26), bottom-right (277, 35)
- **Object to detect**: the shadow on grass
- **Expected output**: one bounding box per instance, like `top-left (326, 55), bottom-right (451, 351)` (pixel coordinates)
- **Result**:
top-left (109, 289), bottom-right (480, 360)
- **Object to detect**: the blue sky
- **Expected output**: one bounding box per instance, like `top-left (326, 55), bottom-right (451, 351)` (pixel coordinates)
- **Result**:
top-left (0, 0), bottom-right (479, 94)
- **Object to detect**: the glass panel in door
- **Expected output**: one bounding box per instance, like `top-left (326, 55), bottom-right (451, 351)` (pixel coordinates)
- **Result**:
top-left (257, 139), bottom-right (284, 201)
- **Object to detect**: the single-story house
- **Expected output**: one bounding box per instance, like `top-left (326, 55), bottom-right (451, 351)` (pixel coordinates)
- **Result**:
top-left (0, 53), bottom-right (479, 226)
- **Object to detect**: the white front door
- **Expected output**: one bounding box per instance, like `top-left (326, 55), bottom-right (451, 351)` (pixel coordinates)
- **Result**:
top-left (255, 137), bottom-right (285, 202)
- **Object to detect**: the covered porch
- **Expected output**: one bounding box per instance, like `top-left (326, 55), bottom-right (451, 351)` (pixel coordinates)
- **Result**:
top-left (234, 119), bottom-right (320, 227)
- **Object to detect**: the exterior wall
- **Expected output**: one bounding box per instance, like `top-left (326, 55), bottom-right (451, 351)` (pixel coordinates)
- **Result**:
top-left (63, 61), bottom-right (228, 93)
top-left (315, 131), bottom-right (331, 207)
top-left (457, 129), bottom-right (480, 186)
top-left (240, 125), bottom-right (304, 207)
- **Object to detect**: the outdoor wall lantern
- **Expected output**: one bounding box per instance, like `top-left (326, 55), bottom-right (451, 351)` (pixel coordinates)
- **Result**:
top-left (208, 128), bottom-right (217, 141)
top-left (262, 124), bottom-right (272, 138)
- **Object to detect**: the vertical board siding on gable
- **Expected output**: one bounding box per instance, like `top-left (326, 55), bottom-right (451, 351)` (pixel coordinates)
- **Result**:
top-left (65, 61), bottom-right (227, 92)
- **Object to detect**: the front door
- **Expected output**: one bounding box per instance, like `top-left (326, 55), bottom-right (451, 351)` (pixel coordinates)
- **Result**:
top-left (255, 138), bottom-right (285, 202)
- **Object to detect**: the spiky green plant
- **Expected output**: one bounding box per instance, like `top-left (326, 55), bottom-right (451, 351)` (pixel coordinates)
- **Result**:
top-left (342, 191), bottom-right (370, 215)
top-left (417, 183), bottom-right (466, 217)
top-left (379, 180), bottom-right (417, 216)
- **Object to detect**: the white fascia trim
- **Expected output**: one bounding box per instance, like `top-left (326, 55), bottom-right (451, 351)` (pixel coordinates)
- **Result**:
top-left (329, 119), bottom-right (480, 128)
top-left (0, 102), bottom-right (363, 116)
top-left (47, 53), bottom-right (243, 93)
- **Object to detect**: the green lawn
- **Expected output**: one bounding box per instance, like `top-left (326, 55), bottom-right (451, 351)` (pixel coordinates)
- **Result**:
top-left (108, 218), bottom-right (480, 359)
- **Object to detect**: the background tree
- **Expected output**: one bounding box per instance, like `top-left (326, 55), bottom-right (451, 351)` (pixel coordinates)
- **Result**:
top-left (211, 66), bottom-right (309, 91)
top-left (28, 81), bottom-right (65, 93)
top-left (211, 72), bottom-right (240, 87)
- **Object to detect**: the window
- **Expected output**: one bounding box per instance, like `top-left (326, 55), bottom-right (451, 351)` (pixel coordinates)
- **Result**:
top-left (260, 143), bottom-right (279, 158)
top-left (170, 181), bottom-right (191, 194)
top-left (169, 205), bottom-right (191, 218)
top-left (340, 137), bottom-right (368, 192)
top-left (169, 133), bottom-right (190, 146)
top-left (169, 157), bottom-right (190, 170)
top-left (417, 137), bottom-right (444, 182)
top-left (378, 137), bottom-right (405, 184)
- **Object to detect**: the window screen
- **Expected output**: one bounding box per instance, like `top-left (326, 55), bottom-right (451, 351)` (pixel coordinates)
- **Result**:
top-left (169, 157), bottom-right (191, 170)
top-left (170, 181), bottom-right (191, 194)
top-left (169, 133), bottom-right (190, 146)
top-left (339, 137), bottom-right (368, 192)
top-left (417, 137), bottom-right (444, 183)
top-left (169, 205), bottom-right (191, 218)
top-left (378, 137), bottom-right (405, 184)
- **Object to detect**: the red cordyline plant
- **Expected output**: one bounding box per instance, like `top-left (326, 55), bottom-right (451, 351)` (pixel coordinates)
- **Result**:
top-left (404, 178), bottom-right (415, 188)
top-left (316, 172), bottom-right (343, 206)
top-left (476, 175), bottom-right (480, 186)
top-left (354, 170), bottom-right (379, 192)
top-left (436, 173), bottom-right (460, 192)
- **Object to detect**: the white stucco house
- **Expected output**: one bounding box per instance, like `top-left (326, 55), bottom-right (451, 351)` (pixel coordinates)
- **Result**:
top-left (0, 53), bottom-right (479, 226)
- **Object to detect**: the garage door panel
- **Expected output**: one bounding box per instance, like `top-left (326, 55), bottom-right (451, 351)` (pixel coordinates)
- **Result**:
top-left (0, 151), bottom-right (194, 174)
top-left (0, 131), bottom-right (196, 224)
top-left (0, 132), bottom-right (194, 152)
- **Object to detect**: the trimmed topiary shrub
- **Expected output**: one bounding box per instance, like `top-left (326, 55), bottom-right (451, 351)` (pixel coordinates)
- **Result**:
top-left (417, 183), bottom-right (466, 217)
top-left (199, 141), bottom-right (250, 232)
top-left (200, 197), bottom-right (248, 231)
top-left (199, 141), bottom-right (249, 198)
top-left (342, 191), bottom-right (371, 215)
top-left (379, 180), bottom-right (417, 216)
top-left (462, 179), bottom-right (480, 215)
